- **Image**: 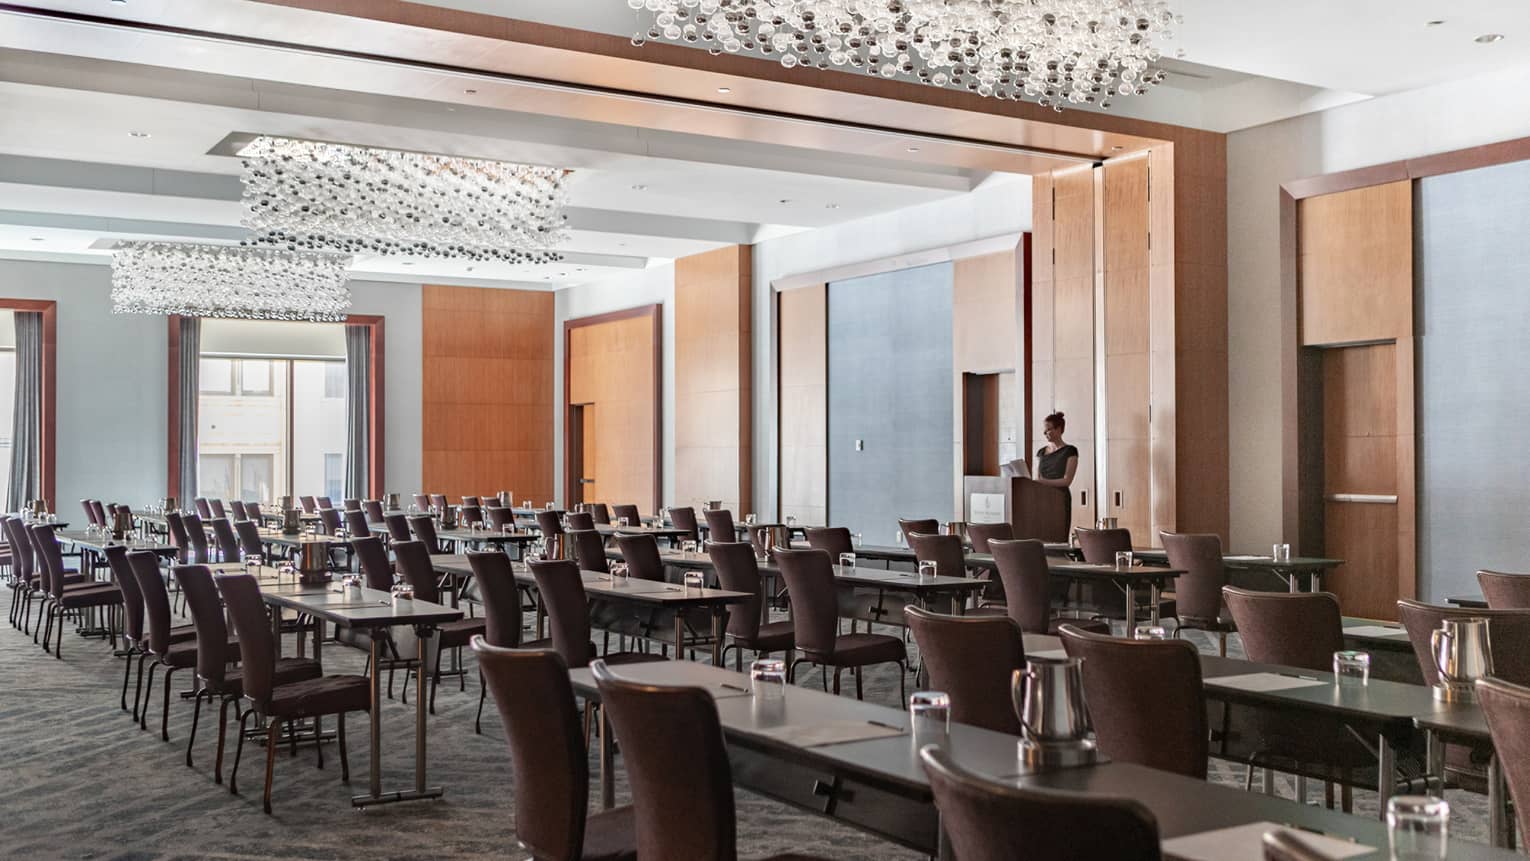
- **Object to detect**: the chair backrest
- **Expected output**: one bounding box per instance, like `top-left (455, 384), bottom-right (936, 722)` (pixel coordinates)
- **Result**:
top-left (461, 496), bottom-right (481, 508)
top-left (905, 606), bottom-right (1025, 735)
top-left (81, 499), bottom-right (101, 526)
top-left (466, 552), bottom-right (524, 648)
top-left (230, 500), bottom-right (248, 521)
top-left (216, 572), bottom-right (276, 708)
top-left (413, 493), bottom-right (430, 511)
top-left (592, 661), bottom-right (739, 861)
top-left (485, 505), bottom-right (514, 531)
top-left (1058, 624), bottom-right (1208, 779)
top-left (461, 505), bottom-right (484, 527)
top-left (1160, 532), bottom-right (1226, 623)
top-left (616, 533), bottom-right (665, 582)
top-left (318, 507), bottom-right (343, 536)
top-left (1476, 676), bottom-right (1530, 843)
top-left (669, 506), bottom-right (700, 542)
top-left (1222, 587), bottom-right (1344, 672)
top-left (3, 517), bottom-right (32, 583)
top-left (773, 548), bottom-right (839, 658)
top-left (569, 529), bottom-right (609, 574)
top-left (210, 517), bottom-right (241, 561)
top-left (703, 508), bottom-right (735, 542)
top-left (384, 512), bottom-right (412, 542)
top-left (472, 639), bottom-right (591, 860)
top-left (989, 538), bottom-right (1052, 633)
top-left (363, 499), bottom-right (385, 523)
top-left (392, 540), bottom-right (441, 604)
top-left (919, 745), bottom-right (1161, 861)
top-left (245, 501), bottom-right (263, 523)
top-left (30, 523), bottom-right (66, 598)
top-left (194, 497), bottom-right (213, 519)
top-left (429, 493), bottom-right (448, 513)
top-left (565, 511), bottom-right (593, 531)
top-left (529, 559), bottom-right (594, 667)
top-left (898, 518), bottom-right (940, 542)
top-left (343, 498), bottom-right (361, 511)
top-left (175, 564), bottom-right (232, 686)
top-left (1480, 570), bottom-right (1530, 610)
top-left (966, 521), bottom-right (1013, 554)
top-left (1076, 528), bottom-right (1132, 565)
top-left (234, 519), bottom-right (264, 559)
top-left (297, 495), bottom-right (316, 513)
top-left (351, 536), bottom-right (395, 591)
top-left (165, 511), bottom-right (192, 562)
top-left (104, 543), bottom-right (144, 642)
top-left (1397, 599), bottom-right (1530, 688)
top-left (316, 496), bottom-right (334, 510)
top-left (129, 549), bottom-right (175, 656)
top-left (1263, 829), bottom-right (1346, 861)
top-left (407, 514), bottom-right (441, 554)
top-left (587, 502), bottom-right (611, 525)
top-left (804, 527), bottom-right (853, 558)
top-left (909, 532), bottom-right (967, 578)
top-left (611, 504), bottom-right (641, 526)
top-left (344, 509), bottom-right (371, 538)
top-left (708, 541), bottom-right (762, 641)
top-left (208, 499), bottom-right (226, 518)
top-left (535, 510), bottom-right (565, 538)
top-left (182, 513), bottom-right (210, 563)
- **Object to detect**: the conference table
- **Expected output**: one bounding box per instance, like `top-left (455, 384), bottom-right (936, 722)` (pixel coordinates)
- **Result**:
top-left (223, 563), bottom-right (464, 807)
top-left (1129, 548), bottom-right (1345, 593)
top-left (570, 659), bottom-right (1516, 860)
top-left (428, 554), bottom-right (751, 664)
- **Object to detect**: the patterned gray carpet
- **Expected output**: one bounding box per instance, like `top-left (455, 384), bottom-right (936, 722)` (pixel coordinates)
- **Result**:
top-left (0, 590), bottom-right (1495, 860)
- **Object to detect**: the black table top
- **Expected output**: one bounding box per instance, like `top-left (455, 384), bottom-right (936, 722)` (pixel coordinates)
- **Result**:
top-left (258, 580), bottom-right (462, 629)
top-left (1340, 617), bottom-right (1415, 652)
top-left (58, 530), bottom-right (177, 555)
top-left (633, 547), bottom-right (989, 594)
top-left (1131, 548), bottom-right (1345, 572)
top-left (1448, 595), bottom-right (1489, 609)
top-left (433, 527), bottom-right (541, 544)
top-left (256, 529), bottom-right (348, 547)
top-left (430, 554), bottom-right (752, 608)
top-left (593, 523), bottom-right (692, 538)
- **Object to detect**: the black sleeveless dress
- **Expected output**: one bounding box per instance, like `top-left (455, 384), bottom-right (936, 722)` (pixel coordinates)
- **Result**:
top-left (1037, 444), bottom-right (1079, 529)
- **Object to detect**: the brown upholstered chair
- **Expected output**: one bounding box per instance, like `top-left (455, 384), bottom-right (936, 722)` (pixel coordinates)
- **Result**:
top-left (104, 543), bottom-right (193, 716)
top-left (343, 508), bottom-right (370, 539)
top-left (316, 507), bottom-right (342, 536)
top-left (1479, 570), bottom-right (1530, 609)
top-left (461, 496), bottom-right (481, 509)
top-left (1263, 829), bottom-right (1346, 861)
top-left (611, 504), bottom-right (642, 527)
top-left (920, 745), bottom-right (1162, 861)
top-left (775, 547), bottom-right (908, 700)
top-left (485, 505), bottom-right (514, 532)
top-left (165, 510), bottom-right (194, 563)
top-left (429, 493), bottom-right (448, 513)
top-left (1076, 527), bottom-right (1132, 565)
top-left (211, 517), bottom-right (241, 562)
top-left (412, 493), bottom-right (430, 511)
top-left (343, 497), bottom-right (361, 511)
top-left (33, 522), bottom-right (121, 658)
top-left (298, 495), bottom-right (317, 514)
top-left (1058, 624), bottom-right (1208, 779)
top-left (1476, 676), bottom-right (1530, 843)
top-left (709, 541), bottom-right (793, 671)
top-left (466, 551), bottom-right (552, 734)
top-left (405, 514), bottom-right (444, 555)
top-left (566, 511), bottom-right (595, 531)
top-left (395, 539), bottom-right (483, 713)
top-left (128, 550), bottom-right (228, 739)
top-left (587, 502), bottom-right (612, 525)
top-left (804, 527), bottom-right (853, 558)
top-left (177, 564), bottom-right (320, 780)
top-left (908, 532), bottom-right (967, 579)
top-left (384, 512), bottom-right (412, 543)
top-left (590, 660), bottom-right (828, 861)
top-left (209, 499), bottom-right (227, 518)
top-left (1161, 531), bottom-right (1234, 654)
top-left (457, 505), bottom-right (482, 528)
top-left (990, 538), bottom-right (1107, 636)
top-left (669, 506), bottom-right (701, 543)
top-left (570, 528), bottom-right (610, 574)
top-left (536, 510), bottom-right (566, 539)
top-left (195, 497), bottom-right (214, 519)
top-left (362, 499), bottom-right (385, 524)
top-left (81, 498), bottom-right (100, 526)
top-left (230, 500), bottom-right (248, 521)
top-left (529, 558), bottom-right (665, 670)
top-left (905, 606), bottom-right (1024, 735)
top-left (472, 640), bottom-right (637, 860)
top-left (898, 518), bottom-right (940, 542)
top-left (244, 501), bottom-right (263, 523)
top-left (6, 516), bottom-right (46, 633)
top-left (1222, 587), bottom-right (1343, 671)
top-left (703, 508), bottom-right (736, 544)
top-left (350, 536), bottom-right (394, 591)
top-left (966, 522), bottom-right (1013, 553)
top-left (316, 496), bottom-right (334, 510)
top-left (1398, 599), bottom-right (1530, 687)
top-left (182, 513), bottom-right (212, 565)
top-left (616, 533), bottom-right (667, 582)
top-left (233, 519), bottom-right (264, 561)
top-left (218, 572), bottom-right (370, 813)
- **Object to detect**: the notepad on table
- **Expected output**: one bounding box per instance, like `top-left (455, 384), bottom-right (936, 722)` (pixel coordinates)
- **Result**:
top-left (1207, 672), bottom-right (1327, 693)
top-left (1344, 625), bottom-right (1409, 639)
top-left (1162, 822), bottom-right (1372, 861)
top-left (751, 719), bottom-right (906, 748)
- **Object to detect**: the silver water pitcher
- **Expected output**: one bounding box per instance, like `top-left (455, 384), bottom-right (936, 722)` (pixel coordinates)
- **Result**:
top-left (112, 507), bottom-right (134, 540)
top-left (297, 541), bottom-right (330, 584)
top-left (1012, 656), bottom-right (1097, 768)
top-left (1431, 617), bottom-right (1493, 703)
top-left (161, 496), bottom-right (177, 513)
top-left (385, 492), bottom-right (402, 511)
top-left (1096, 516), bottom-right (1119, 530)
top-left (497, 491), bottom-right (512, 508)
top-left (944, 521), bottom-right (969, 542)
top-left (440, 504), bottom-right (458, 530)
top-left (281, 507), bottom-right (302, 535)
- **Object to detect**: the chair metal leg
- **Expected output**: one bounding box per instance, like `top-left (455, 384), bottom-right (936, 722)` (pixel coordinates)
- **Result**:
top-left (832, 667), bottom-right (841, 695)
top-left (854, 666), bottom-right (864, 700)
top-left (140, 659), bottom-right (157, 730)
top-left (215, 697), bottom-right (231, 784)
top-left (186, 689), bottom-right (204, 767)
top-left (133, 652), bottom-right (150, 721)
top-left (899, 661), bottom-right (908, 707)
top-left (430, 642), bottom-right (442, 715)
top-left (263, 718), bottom-right (282, 814)
top-left (161, 666), bottom-right (179, 741)
top-left (230, 709), bottom-right (251, 794)
top-left (337, 713), bottom-right (350, 782)
top-left (120, 646), bottom-right (135, 712)
top-left (474, 670), bottom-right (486, 735)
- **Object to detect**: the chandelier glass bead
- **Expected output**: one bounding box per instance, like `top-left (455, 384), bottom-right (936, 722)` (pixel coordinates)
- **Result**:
top-left (110, 242), bottom-right (353, 322)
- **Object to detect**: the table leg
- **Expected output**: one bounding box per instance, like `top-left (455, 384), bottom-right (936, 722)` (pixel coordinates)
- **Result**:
top-left (1124, 584), bottom-right (1138, 631)
top-left (1309, 572), bottom-right (1320, 593)
top-left (1426, 729), bottom-right (1444, 797)
top-left (1287, 573), bottom-right (1299, 593)
top-left (415, 626), bottom-right (430, 794)
top-left (1376, 734), bottom-right (1395, 819)
top-left (312, 618), bottom-right (323, 664)
top-left (368, 633), bottom-right (382, 799)
top-left (271, 605), bottom-right (283, 659)
top-left (599, 705), bottom-right (615, 809)
top-left (675, 612), bottom-right (685, 661)
top-left (1489, 754), bottom-right (1509, 848)
top-left (1149, 583), bottom-right (1161, 625)
top-left (711, 607), bottom-right (725, 667)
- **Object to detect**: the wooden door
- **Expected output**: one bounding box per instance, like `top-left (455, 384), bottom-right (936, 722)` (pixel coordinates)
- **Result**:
top-left (1322, 343), bottom-right (1404, 619)
top-left (1049, 165), bottom-right (1098, 529)
top-left (1101, 155), bottom-right (1152, 543)
top-left (579, 405), bottom-right (598, 504)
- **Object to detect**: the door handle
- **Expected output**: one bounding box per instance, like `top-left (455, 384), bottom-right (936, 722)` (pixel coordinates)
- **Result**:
top-left (578, 478), bottom-right (596, 485)
top-left (1114, 490), bottom-right (1123, 508)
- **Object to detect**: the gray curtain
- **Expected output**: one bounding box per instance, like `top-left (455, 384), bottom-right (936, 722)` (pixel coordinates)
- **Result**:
top-left (344, 324), bottom-right (370, 500)
top-left (177, 317), bottom-right (200, 503)
top-left (6, 312), bottom-right (41, 512)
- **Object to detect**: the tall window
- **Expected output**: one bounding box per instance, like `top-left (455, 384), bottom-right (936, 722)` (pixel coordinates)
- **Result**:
top-left (198, 356), bottom-right (346, 503)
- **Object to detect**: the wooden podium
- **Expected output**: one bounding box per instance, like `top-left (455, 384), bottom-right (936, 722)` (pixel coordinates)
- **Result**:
top-left (1007, 477), bottom-right (1071, 542)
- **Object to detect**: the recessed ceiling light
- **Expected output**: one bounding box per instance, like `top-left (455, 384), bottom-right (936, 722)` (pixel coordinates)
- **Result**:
top-left (466, 266), bottom-right (474, 272)
top-left (1477, 33), bottom-right (1505, 43)
top-left (128, 131), bottom-right (150, 138)
top-left (631, 184), bottom-right (648, 191)
top-left (778, 199), bottom-right (793, 205)
top-left (110, 0), bottom-right (127, 4)
top-left (1427, 19), bottom-right (1446, 26)
top-left (825, 203), bottom-right (840, 209)
top-left (906, 145), bottom-right (921, 153)
top-left (463, 88), bottom-right (478, 95)
top-left (29, 237), bottom-right (45, 242)
top-left (717, 86), bottom-right (732, 94)
top-left (401, 261), bottom-right (414, 266)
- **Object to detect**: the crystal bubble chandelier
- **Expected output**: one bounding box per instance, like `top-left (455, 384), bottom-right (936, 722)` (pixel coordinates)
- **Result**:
top-left (110, 242), bottom-right (353, 322)
top-left (238, 136), bottom-right (571, 264)
top-left (628, 0), bottom-right (1177, 109)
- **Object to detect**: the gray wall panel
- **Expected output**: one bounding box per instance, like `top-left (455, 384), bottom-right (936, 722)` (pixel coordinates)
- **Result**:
top-left (1418, 161), bottom-right (1530, 601)
top-left (827, 263), bottom-right (954, 541)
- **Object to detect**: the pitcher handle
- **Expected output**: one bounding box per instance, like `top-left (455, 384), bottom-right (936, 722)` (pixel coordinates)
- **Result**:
top-left (1431, 628), bottom-right (1452, 676)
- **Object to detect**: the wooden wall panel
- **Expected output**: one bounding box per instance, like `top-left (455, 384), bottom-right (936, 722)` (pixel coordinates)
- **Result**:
top-left (953, 248), bottom-right (1021, 514)
top-left (675, 246), bottom-right (752, 516)
top-left (1047, 165), bottom-right (1098, 527)
top-left (778, 284), bottom-right (827, 526)
top-left (566, 308), bottom-right (660, 514)
top-left (1102, 155), bottom-right (1152, 542)
top-left (1299, 182), bottom-right (1413, 347)
top-left (421, 284), bottom-right (553, 503)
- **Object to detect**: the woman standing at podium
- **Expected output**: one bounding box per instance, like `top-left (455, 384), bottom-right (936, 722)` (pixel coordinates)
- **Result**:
top-left (1036, 412), bottom-right (1079, 497)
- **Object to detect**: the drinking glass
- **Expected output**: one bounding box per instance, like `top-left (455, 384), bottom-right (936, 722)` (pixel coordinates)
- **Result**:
top-left (744, 513), bottom-right (756, 526)
top-left (610, 561), bottom-right (629, 585)
top-left (521, 500), bottom-right (532, 511)
top-left (277, 562), bottom-right (296, 584)
top-left (619, 517), bottom-right (631, 528)
top-left (895, 531), bottom-right (907, 547)
top-left (838, 552), bottom-right (856, 574)
top-left (1334, 650), bottom-right (1371, 687)
top-left (391, 583), bottom-right (415, 604)
top-left (852, 532), bottom-right (863, 548)
top-left (245, 554), bottom-right (264, 578)
top-left (918, 560), bottom-right (938, 580)
top-left (786, 515), bottom-right (797, 527)
top-left (750, 658), bottom-right (786, 699)
top-left (1387, 795), bottom-right (1449, 860)
top-left (544, 501), bottom-right (555, 512)
top-left (684, 571), bottom-right (705, 591)
top-left (677, 540), bottom-right (696, 555)
top-left (1133, 624), bottom-right (1168, 640)
top-left (910, 691), bottom-right (951, 749)
top-left (1114, 550), bottom-right (1134, 569)
top-left (1273, 543), bottom-right (1292, 562)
